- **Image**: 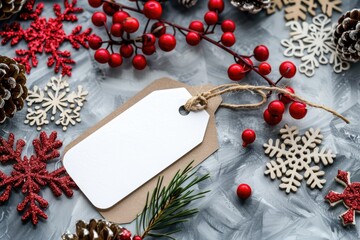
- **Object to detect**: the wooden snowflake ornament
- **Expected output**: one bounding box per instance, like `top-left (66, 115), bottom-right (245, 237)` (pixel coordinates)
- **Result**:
top-left (325, 170), bottom-right (360, 226)
top-left (264, 125), bottom-right (336, 194)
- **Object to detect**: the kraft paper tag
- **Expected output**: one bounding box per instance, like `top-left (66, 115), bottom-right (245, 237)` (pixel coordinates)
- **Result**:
top-left (62, 78), bottom-right (222, 223)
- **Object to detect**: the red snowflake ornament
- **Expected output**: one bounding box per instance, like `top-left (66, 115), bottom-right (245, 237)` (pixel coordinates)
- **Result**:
top-left (0, 0), bottom-right (92, 76)
top-left (0, 132), bottom-right (76, 225)
top-left (325, 170), bottom-right (360, 226)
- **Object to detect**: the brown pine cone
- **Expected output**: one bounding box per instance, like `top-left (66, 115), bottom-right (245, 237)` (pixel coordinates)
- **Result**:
top-left (0, 56), bottom-right (28, 123)
top-left (0, 0), bottom-right (27, 20)
top-left (231, 0), bottom-right (271, 14)
top-left (333, 9), bottom-right (360, 62)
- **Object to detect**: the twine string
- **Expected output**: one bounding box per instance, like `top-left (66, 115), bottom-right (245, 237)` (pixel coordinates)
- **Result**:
top-left (184, 84), bottom-right (350, 124)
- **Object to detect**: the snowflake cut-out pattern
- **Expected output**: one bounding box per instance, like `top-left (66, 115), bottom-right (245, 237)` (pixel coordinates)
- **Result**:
top-left (0, 0), bottom-right (92, 76)
top-left (267, 0), bottom-right (342, 22)
top-left (325, 170), bottom-right (360, 226)
top-left (0, 132), bottom-right (76, 224)
top-left (24, 75), bottom-right (88, 131)
top-left (281, 14), bottom-right (350, 77)
top-left (264, 125), bottom-right (336, 194)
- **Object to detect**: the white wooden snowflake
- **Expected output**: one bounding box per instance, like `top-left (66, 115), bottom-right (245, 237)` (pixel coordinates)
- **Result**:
top-left (281, 14), bottom-right (350, 77)
top-left (264, 125), bottom-right (336, 194)
top-left (24, 76), bottom-right (88, 131)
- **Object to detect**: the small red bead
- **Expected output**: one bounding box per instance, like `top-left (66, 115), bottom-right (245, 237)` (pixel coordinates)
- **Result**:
top-left (221, 32), bottom-right (236, 47)
top-left (88, 0), bottom-right (102, 8)
top-left (94, 48), bottom-right (111, 64)
top-left (120, 44), bottom-right (134, 58)
top-left (111, 23), bottom-right (123, 37)
top-left (258, 62), bottom-right (271, 75)
top-left (253, 45), bottom-right (269, 62)
top-left (142, 33), bottom-right (156, 46)
top-left (242, 129), bottom-right (256, 147)
top-left (208, 0), bottom-right (225, 13)
top-left (237, 57), bottom-right (253, 71)
top-left (279, 61), bottom-right (297, 78)
top-left (189, 20), bottom-right (205, 32)
top-left (142, 45), bottom-right (156, 55)
top-left (221, 20), bottom-right (236, 32)
top-left (113, 11), bottom-right (130, 24)
top-left (158, 34), bottom-right (176, 52)
top-left (237, 183), bottom-right (252, 200)
top-left (132, 236), bottom-right (143, 240)
top-left (268, 100), bottom-right (285, 116)
top-left (120, 229), bottom-right (132, 240)
top-left (289, 102), bottom-right (307, 119)
top-left (263, 109), bottom-right (282, 125)
top-left (108, 53), bottom-right (123, 67)
top-left (186, 32), bottom-right (201, 46)
top-left (279, 86), bottom-right (295, 104)
top-left (88, 35), bottom-right (102, 50)
top-left (92, 12), bottom-right (107, 27)
top-left (132, 54), bottom-right (147, 70)
top-left (151, 22), bottom-right (166, 37)
top-left (228, 64), bottom-right (245, 81)
top-left (123, 17), bottom-right (139, 33)
top-left (204, 11), bottom-right (218, 25)
top-left (103, 2), bottom-right (119, 16)
top-left (143, 1), bottom-right (163, 19)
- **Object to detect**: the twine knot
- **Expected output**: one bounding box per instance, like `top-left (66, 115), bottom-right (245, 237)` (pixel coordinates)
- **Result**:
top-left (184, 93), bottom-right (210, 112)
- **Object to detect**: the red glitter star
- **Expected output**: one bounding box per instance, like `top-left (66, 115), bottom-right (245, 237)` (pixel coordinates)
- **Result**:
top-left (0, 131), bottom-right (76, 225)
top-left (0, 0), bottom-right (92, 76)
top-left (325, 170), bottom-right (360, 226)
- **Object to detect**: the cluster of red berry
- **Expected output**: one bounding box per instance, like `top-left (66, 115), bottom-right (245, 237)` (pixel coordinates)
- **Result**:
top-left (116, 228), bottom-right (142, 240)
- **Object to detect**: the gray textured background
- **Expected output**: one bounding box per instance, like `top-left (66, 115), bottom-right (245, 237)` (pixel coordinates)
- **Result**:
top-left (1, 0), bottom-right (360, 239)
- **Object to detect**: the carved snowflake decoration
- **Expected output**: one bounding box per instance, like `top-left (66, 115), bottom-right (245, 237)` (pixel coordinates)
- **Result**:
top-left (24, 75), bottom-right (88, 131)
top-left (264, 125), bottom-right (336, 194)
top-left (267, 0), bottom-right (342, 22)
top-left (325, 170), bottom-right (360, 226)
top-left (281, 14), bottom-right (350, 77)
top-left (0, 0), bottom-right (92, 76)
top-left (0, 132), bottom-right (76, 224)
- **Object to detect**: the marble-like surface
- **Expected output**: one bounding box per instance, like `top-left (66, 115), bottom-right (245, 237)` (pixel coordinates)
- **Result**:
top-left (1, 0), bottom-right (360, 239)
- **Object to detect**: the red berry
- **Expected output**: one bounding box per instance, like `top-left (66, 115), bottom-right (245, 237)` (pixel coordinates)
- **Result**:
top-left (253, 45), bottom-right (269, 62)
top-left (88, 35), bottom-right (102, 50)
top-left (120, 44), bottom-right (134, 58)
top-left (120, 229), bottom-right (132, 240)
top-left (221, 32), bottom-right (236, 47)
top-left (142, 33), bottom-right (156, 46)
top-left (279, 86), bottom-right (295, 104)
top-left (88, 0), bottom-right (102, 8)
top-left (123, 17), bottom-right (139, 33)
top-left (221, 20), bottom-right (236, 32)
top-left (204, 11), bottom-right (218, 25)
top-left (258, 62), bottom-right (271, 75)
top-left (228, 64), bottom-right (245, 81)
top-left (289, 102), bottom-right (307, 119)
top-left (108, 53), bottom-right (123, 67)
top-left (186, 32), bottom-right (201, 46)
top-left (237, 57), bottom-right (253, 71)
top-left (267, 100), bottom-right (285, 116)
top-left (143, 1), bottom-right (162, 19)
top-left (208, 0), bottom-right (225, 13)
top-left (111, 23), bottom-right (123, 37)
top-left (92, 12), bottom-right (107, 27)
top-left (132, 54), bottom-right (147, 70)
top-left (113, 11), bottom-right (130, 24)
top-left (158, 34), bottom-right (176, 52)
top-left (236, 183), bottom-right (251, 200)
top-left (94, 48), bottom-right (110, 64)
top-left (132, 236), bottom-right (142, 240)
top-left (263, 109), bottom-right (282, 125)
top-left (189, 20), bottom-right (204, 32)
top-left (242, 129), bottom-right (256, 147)
top-left (103, 2), bottom-right (119, 16)
top-left (142, 45), bottom-right (156, 55)
top-left (279, 61), bottom-right (297, 78)
top-left (151, 22), bottom-right (166, 37)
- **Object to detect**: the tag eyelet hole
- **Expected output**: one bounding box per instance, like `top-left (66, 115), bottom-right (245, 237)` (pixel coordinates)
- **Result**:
top-left (179, 106), bottom-right (190, 116)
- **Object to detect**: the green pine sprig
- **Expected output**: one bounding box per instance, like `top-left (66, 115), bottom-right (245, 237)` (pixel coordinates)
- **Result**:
top-left (136, 162), bottom-right (210, 239)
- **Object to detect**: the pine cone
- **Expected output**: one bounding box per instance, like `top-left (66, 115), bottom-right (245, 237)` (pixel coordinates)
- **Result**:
top-left (0, 56), bottom-right (27, 124)
top-left (0, 0), bottom-right (27, 20)
top-left (333, 9), bottom-right (360, 62)
top-left (178, 0), bottom-right (198, 8)
top-left (62, 219), bottom-right (127, 240)
top-left (231, 0), bottom-right (271, 14)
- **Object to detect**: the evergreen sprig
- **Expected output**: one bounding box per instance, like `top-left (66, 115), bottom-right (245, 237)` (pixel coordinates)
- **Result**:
top-left (136, 162), bottom-right (210, 239)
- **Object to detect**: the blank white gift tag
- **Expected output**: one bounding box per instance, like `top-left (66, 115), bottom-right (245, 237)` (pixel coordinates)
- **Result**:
top-left (63, 88), bottom-right (209, 209)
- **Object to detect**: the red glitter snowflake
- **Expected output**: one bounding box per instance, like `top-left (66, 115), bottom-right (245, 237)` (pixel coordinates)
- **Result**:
top-left (0, 131), bottom-right (76, 225)
top-left (325, 170), bottom-right (360, 226)
top-left (0, 0), bottom-right (92, 76)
